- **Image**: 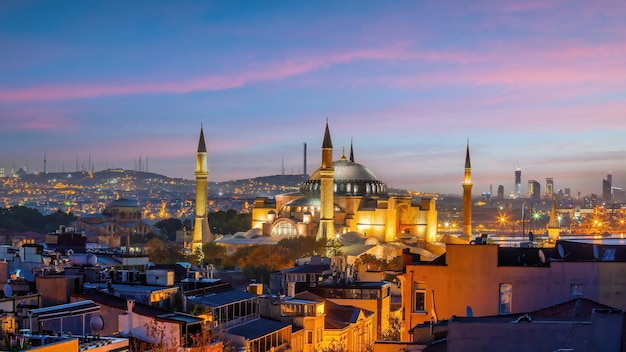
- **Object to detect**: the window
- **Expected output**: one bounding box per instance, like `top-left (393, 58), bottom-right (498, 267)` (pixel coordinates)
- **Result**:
top-left (307, 331), bottom-right (312, 344)
top-left (499, 283), bottom-right (512, 314)
top-left (413, 282), bottom-right (426, 312)
top-left (571, 284), bottom-right (584, 299)
top-left (271, 222), bottom-right (297, 237)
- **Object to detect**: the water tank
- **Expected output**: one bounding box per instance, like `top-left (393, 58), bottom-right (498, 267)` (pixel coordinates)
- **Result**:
top-left (70, 253), bottom-right (98, 266)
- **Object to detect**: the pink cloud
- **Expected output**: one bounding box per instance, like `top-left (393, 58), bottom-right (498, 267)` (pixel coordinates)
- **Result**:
top-left (0, 108), bottom-right (76, 132)
top-left (0, 44), bottom-right (482, 103)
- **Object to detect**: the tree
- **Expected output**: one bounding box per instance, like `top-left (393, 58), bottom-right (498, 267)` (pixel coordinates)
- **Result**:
top-left (0, 206), bottom-right (76, 233)
top-left (321, 340), bottom-right (347, 352)
top-left (146, 237), bottom-right (185, 264)
top-left (381, 315), bottom-right (402, 341)
top-left (154, 218), bottom-right (183, 241)
top-left (208, 210), bottom-right (251, 235)
top-left (357, 253), bottom-right (403, 272)
top-left (202, 242), bottom-right (227, 267)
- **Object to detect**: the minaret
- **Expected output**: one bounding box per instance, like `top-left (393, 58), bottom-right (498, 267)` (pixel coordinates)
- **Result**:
top-left (43, 152), bottom-right (47, 174)
top-left (193, 125), bottom-right (212, 253)
top-left (547, 196), bottom-right (560, 242)
top-left (317, 120), bottom-right (335, 242)
top-left (461, 140), bottom-right (473, 241)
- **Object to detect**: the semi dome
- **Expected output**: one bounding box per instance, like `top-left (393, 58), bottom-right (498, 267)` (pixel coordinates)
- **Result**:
top-left (337, 231), bottom-right (365, 246)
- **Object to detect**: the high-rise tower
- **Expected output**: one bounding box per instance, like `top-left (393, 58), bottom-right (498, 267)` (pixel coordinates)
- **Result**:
top-left (515, 168), bottom-right (521, 199)
top-left (545, 178), bottom-right (554, 199)
top-left (193, 125), bottom-right (212, 253)
top-left (461, 141), bottom-right (473, 241)
top-left (317, 120), bottom-right (335, 242)
top-left (603, 173), bottom-right (612, 202)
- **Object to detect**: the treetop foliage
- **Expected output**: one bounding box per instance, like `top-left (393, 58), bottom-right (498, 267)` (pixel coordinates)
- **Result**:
top-left (0, 206), bottom-right (76, 233)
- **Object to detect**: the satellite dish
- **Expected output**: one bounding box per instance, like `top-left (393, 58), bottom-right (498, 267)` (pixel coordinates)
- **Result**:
top-left (557, 243), bottom-right (565, 258)
top-left (593, 244), bottom-right (599, 260)
top-left (90, 314), bottom-right (104, 332)
top-left (538, 249), bottom-right (546, 263)
top-left (466, 305), bottom-right (474, 317)
top-left (3, 284), bottom-right (13, 298)
top-left (22, 270), bottom-right (35, 282)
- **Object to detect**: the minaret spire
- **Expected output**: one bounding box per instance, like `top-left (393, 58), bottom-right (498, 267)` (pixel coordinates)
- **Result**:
top-left (465, 139), bottom-right (471, 169)
top-left (349, 138), bottom-right (354, 162)
top-left (198, 123), bottom-right (207, 153)
top-left (461, 140), bottom-right (473, 241)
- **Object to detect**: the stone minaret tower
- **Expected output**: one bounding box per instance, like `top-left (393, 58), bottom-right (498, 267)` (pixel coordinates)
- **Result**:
top-left (461, 140), bottom-right (473, 241)
top-left (193, 126), bottom-right (212, 252)
top-left (317, 120), bottom-right (335, 242)
top-left (547, 196), bottom-right (560, 242)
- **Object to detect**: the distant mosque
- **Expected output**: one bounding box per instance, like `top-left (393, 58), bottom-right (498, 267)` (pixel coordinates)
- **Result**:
top-left (72, 198), bottom-right (158, 248)
top-left (246, 121), bottom-right (438, 246)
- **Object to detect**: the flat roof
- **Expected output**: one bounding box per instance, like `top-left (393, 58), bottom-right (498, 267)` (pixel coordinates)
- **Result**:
top-left (189, 290), bottom-right (258, 307)
top-left (318, 281), bottom-right (390, 288)
top-left (157, 313), bottom-right (203, 324)
top-left (226, 318), bottom-right (290, 340)
top-left (29, 300), bottom-right (100, 321)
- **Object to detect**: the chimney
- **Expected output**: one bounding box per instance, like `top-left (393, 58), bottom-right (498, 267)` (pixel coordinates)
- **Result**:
top-left (303, 142), bottom-right (307, 175)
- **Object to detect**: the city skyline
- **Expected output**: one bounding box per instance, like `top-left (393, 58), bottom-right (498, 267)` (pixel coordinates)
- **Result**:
top-left (1, 1), bottom-right (625, 196)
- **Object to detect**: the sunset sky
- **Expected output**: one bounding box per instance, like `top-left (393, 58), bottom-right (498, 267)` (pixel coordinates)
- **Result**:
top-left (1, 1), bottom-right (625, 196)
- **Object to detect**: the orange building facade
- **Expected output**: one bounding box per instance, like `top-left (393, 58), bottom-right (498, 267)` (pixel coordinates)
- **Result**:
top-left (400, 242), bottom-right (626, 341)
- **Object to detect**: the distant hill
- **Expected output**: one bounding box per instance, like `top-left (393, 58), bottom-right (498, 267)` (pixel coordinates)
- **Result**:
top-left (17, 169), bottom-right (310, 197)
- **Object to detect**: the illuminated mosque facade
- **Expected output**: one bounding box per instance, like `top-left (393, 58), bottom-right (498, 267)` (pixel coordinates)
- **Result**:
top-left (250, 121), bottom-right (438, 245)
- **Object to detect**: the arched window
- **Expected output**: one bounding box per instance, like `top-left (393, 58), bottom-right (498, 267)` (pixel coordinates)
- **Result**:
top-left (271, 222), bottom-right (298, 237)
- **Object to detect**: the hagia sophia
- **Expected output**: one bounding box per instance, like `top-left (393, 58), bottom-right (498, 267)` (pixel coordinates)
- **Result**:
top-left (211, 121), bottom-right (464, 260)
top-left (69, 121), bottom-right (480, 259)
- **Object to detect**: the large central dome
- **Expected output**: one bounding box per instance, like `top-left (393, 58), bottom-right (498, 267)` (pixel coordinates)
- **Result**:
top-left (301, 158), bottom-right (387, 196)
top-left (309, 159), bottom-right (380, 182)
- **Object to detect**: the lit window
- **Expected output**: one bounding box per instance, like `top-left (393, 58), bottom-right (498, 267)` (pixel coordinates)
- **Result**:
top-left (413, 282), bottom-right (426, 312)
top-left (499, 283), bottom-right (512, 314)
top-left (571, 284), bottom-right (583, 299)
